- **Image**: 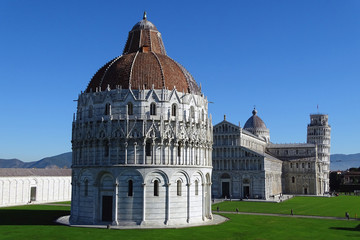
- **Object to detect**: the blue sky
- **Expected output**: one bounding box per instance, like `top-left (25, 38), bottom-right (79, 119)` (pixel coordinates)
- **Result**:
top-left (0, 0), bottom-right (359, 161)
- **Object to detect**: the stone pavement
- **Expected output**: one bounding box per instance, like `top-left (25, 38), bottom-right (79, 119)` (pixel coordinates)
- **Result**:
top-left (56, 214), bottom-right (228, 229)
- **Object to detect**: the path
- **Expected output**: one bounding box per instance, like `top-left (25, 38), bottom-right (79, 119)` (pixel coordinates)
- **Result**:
top-left (215, 211), bottom-right (360, 221)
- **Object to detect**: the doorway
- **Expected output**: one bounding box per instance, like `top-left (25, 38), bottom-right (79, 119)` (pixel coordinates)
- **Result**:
top-left (243, 186), bottom-right (250, 198)
top-left (102, 196), bottom-right (113, 222)
top-left (304, 188), bottom-right (308, 194)
top-left (222, 182), bottom-right (230, 198)
top-left (30, 187), bottom-right (36, 202)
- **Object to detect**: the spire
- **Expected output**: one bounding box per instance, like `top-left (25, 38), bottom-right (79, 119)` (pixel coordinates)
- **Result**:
top-left (143, 11), bottom-right (147, 20)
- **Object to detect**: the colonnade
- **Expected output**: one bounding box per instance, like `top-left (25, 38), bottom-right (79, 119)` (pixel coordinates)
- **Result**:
top-left (213, 159), bottom-right (262, 171)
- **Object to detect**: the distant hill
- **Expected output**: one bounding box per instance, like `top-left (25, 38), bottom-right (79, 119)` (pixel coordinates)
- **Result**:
top-left (330, 153), bottom-right (360, 171)
top-left (0, 152), bottom-right (72, 169)
top-left (0, 152), bottom-right (358, 170)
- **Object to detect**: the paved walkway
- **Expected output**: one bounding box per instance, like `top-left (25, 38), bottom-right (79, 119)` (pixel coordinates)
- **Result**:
top-left (216, 211), bottom-right (360, 221)
top-left (56, 214), bottom-right (229, 229)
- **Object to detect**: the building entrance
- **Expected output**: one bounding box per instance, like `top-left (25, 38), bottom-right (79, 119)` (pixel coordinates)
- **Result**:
top-left (222, 182), bottom-right (230, 198)
top-left (30, 187), bottom-right (36, 202)
top-left (243, 186), bottom-right (250, 198)
top-left (102, 196), bottom-right (113, 222)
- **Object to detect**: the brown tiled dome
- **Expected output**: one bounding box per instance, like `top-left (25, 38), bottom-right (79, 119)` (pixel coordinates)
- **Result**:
top-left (86, 13), bottom-right (200, 94)
top-left (244, 108), bottom-right (267, 129)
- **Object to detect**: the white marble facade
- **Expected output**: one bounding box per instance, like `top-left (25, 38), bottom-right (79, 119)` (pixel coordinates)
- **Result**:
top-left (71, 88), bottom-right (213, 226)
top-left (212, 111), bottom-right (331, 199)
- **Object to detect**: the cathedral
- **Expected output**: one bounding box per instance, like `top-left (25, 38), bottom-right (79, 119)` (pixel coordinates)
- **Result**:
top-left (70, 13), bottom-right (213, 226)
top-left (212, 109), bottom-right (331, 200)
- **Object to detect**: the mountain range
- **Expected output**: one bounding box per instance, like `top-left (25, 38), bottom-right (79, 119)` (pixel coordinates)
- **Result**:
top-left (0, 152), bottom-right (72, 169)
top-left (0, 152), bottom-right (359, 171)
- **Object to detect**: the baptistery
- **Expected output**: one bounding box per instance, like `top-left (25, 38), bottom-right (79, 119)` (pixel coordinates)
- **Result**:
top-left (70, 13), bottom-right (213, 226)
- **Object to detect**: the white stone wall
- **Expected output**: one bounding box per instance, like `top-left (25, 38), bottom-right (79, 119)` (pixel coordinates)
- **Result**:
top-left (0, 176), bottom-right (71, 207)
top-left (70, 166), bottom-right (211, 226)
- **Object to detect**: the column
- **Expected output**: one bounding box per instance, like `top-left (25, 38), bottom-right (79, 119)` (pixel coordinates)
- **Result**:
top-left (166, 183), bottom-right (171, 224)
top-left (92, 182), bottom-right (98, 224)
top-left (143, 142), bottom-right (146, 165)
top-left (201, 183), bottom-right (205, 221)
top-left (134, 142), bottom-right (137, 164)
top-left (113, 182), bottom-right (119, 225)
top-left (124, 142), bottom-right (128, 165)
top-left (141, 183), bottom-right (146, 224)
top-left (187, 183), bottom-right (191, 223)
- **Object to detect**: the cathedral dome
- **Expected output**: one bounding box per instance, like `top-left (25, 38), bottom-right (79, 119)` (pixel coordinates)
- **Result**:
top-left (244, 108), bottom-right (267, 129)
top-left (85, 13), bottom-right (200, 95)
top-left (244, 108), bottom-right (270, 142)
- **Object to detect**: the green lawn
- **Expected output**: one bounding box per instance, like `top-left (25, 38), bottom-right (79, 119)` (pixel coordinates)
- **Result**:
top-left (47, 201), bottom-right (71, 205)
top-left (213, 196), bottom-right (360, 218)
top-left (0, 198), bottom-right (359, 240)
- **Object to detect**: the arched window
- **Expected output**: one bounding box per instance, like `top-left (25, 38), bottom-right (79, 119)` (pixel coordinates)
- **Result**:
top-left (105, 103), bottom-right (111, 115)
top-left (146, 141), bottom-right (152, 156)
top-left (296, 163), bottom-right (299, 168)
top-left (177, 145), bottom-right (181, 157)
top-left (190, 106), bottom-right (195, 119)
top-left (201, 109), bottom-right (204, 122)
top-left (150, 103), bottom-right (156, 115)
top-left (84, 179), bottom-right (88, 197)
top-left (177, 180), bottom-right (182, 196)
top-left (302, 163), bottom-right (305, 168)
top-left (88, 105), bottom-right (93, 118)
top-left (290, 163), bottom-right (293, 168)
top-left (195, 180), bottom-right (198, 196)
top-left (308, 162), bottom-right (311, 168)
top-left (154, 180), bottom-right (159, 196)
top-left (292, 176), bottom-right (295, 183)
top-left (128, 180), bottom-right (133, 197)
top-left (127, 102), bottom-right (133, 115)
top-left (171, 104), bottom-right (177, 116)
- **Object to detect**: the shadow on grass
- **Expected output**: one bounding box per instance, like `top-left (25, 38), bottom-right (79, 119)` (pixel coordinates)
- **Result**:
top-left (330, 224), bottom-right (360, 232)
top-left (0, 209), bottom-right (70, 225)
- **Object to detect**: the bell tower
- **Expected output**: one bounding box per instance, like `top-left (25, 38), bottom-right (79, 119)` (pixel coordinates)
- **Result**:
top-left (307, 113), bottom-right (331, 194)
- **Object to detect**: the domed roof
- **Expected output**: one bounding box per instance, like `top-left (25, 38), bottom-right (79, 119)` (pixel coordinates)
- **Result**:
top-left (131, 12), bottom-right (157, 31)
top-left (244, 108), bottom-right (267, 130)
top-left (85, 13), bottom-right (200, 95)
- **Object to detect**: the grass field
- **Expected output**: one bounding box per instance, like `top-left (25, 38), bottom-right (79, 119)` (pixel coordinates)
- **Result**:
top-left (212, 196), bottom-right (360, 218)
top-left (0, 197), bottom-right (359, 240)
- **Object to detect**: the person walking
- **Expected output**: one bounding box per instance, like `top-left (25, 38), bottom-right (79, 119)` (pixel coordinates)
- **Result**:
top-left (236, 208), bottom-right (239, 214)
top-left (345, 212), bottom-right (350, 220)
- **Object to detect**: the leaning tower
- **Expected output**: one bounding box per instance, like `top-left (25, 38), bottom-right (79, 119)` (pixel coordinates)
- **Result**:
top-left (307, 114), bottom-right (331, 194)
